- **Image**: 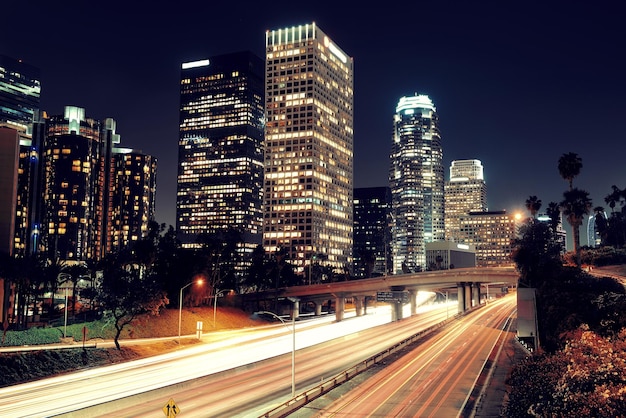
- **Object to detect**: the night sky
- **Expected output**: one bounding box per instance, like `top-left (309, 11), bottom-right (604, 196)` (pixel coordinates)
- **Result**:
top-left (3, 1), bottom-right (626, 249)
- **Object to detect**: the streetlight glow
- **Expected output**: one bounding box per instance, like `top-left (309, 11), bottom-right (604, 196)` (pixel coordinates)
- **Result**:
top-left (178, 278), bottom-right (203, 344)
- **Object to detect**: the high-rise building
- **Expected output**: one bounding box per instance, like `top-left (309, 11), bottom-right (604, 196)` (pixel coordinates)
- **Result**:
top-left (0, 55), bottom-right (41, 132)
top-left (0, 55), bottom-right (43, 258)
top-left (263, 23), bottom-right (354, 278)
top-left (41, 106), bottom-right (154, 262)
top-left (389, 94), bottom-right (444, 274)
top-left (0, 127), bottom-right (20, 256)
top-left (43, 106), bottom-right (115, 261)
top-left (459, 210), bottom-right (516, 267)
top-left (445, 159), bottom-right (487, 243)
top-left (353, 187), bottom-right (392, 278)
top-left (108, 148), bottom-right (157, 253)
top-left (176, 51), bottom-right (265, 267)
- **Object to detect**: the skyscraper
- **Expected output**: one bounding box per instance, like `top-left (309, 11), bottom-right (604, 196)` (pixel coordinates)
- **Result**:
top-left (42, 106), bottom-right (117, 261)
top-left (108, 148), bottom-right (157, 253)
top-left (176, 52), bottom-right (265, 263)
top-left (0, 55), bottom-right (43, 258)
top-left (445, 159), bottom-right (487, 243)
top-left (264, 23), bottom-right (354, 277)
top-left (353, 187), bottom-right (392, 278)
top-left (0, 55), bottom-right (41, 132)
top-left (389, 94), bottom-right (444, 274)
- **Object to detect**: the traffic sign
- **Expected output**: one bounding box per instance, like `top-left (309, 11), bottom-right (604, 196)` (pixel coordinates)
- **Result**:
top-left (376, 291), bottom-right (409, 303)
top-left (163, 398), bottom-right (180, 417)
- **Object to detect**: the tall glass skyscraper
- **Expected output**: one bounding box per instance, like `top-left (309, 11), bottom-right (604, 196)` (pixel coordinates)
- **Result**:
top-left (0, 55), bottom-right (41, 132)
top-left (264, 23), bottom-right (354, 278)
top-left (176, 51), bottom-right (265, 262)
top-left (389, 94), bottom-right (444, 274)
top-left (0, 55), bottom-right (42, 258)
top-left (43, 107), bottom-right (118, 261)
top-left (353, 187), bottom-right (392, 278)
top-left (445, 159), bottom-right (488, 243)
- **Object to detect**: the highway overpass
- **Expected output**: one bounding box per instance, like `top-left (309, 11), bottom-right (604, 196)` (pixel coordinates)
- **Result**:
top-left (268, 266), bottom-right (519, 322)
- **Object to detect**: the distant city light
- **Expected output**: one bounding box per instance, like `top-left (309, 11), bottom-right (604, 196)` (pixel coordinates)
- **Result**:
top-left (182, 59), bottom-right (210, 69)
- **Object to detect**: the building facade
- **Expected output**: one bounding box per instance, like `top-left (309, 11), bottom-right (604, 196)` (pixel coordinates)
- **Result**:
top-left (176, 51), bottom-right (265, 266)
top-left (108, 148), bottom-right (157, 253)
top-left (445, 159), bottom-right (487, 243)
top-left (0, 55), bottom-right (41, 132)
top-left (263, 23), bottom-right (354, 277)
top-left (0, 55), bottom-right (43, 258)
top-left (425, 241), bottom-right (476, 270)
top-left (353, 187), bottom-right (392, 278)
top-left (389, 94), bottom-right (444, 274)
top-left (459, 210), bottom-right (516, 267)
top-left (41, 106), bottom-right (155, 262)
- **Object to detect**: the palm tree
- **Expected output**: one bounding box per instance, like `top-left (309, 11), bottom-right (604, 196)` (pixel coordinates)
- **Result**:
top-left (525, 195), bottom-right (542, 219)
top-left (593, 206), bottom-right (608, 246)
top-left (604, 185), bottom-right (623, 213)
top-left (546, 201), bottom-right (561, 233)
top-left (558, 152), bottom-right (583, 191)
top-left (560, 188), bottom-right (592, 267)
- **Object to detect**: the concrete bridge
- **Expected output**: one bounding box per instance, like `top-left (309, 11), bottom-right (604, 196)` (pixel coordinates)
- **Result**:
top-left (277, 266), bottom-right (519, 322)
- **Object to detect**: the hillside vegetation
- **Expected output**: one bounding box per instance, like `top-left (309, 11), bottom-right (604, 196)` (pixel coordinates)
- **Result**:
top-left (0, 306), bottom-right (263, 388)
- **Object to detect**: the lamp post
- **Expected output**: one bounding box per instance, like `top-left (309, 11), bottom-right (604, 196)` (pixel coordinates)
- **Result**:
top-left (178, 279), bottom-right (203, 344)
top-left (257, 308), bottom-right (297, 398)
top-left (213, 289), bottom-right (234, 328)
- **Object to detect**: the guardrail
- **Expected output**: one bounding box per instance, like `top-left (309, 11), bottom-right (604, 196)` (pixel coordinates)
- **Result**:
top-left (258, 310), bottom-right (467, 418)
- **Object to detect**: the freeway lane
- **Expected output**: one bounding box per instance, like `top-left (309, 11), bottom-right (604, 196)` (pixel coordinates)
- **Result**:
top-left (0, 300), bottom-right (450, 417)
top-left (91, 305), bottom-right (456, 417)
top-left (311, 295), bottom-right (516, 417)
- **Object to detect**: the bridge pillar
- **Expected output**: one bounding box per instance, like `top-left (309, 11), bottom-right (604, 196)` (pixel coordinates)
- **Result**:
top-left (408, 289), bottom-right (417, 316)
top-left (391, 301), bottom-right (404, 321)
top-left (354, 296), bottom-right (364, 316)
top-left (472, 283), bottom-right (481, 308)
top-left (315, 303), bottom-right (322, 316)
top-left (458, 282), bottom-right (472, 311)
top-left (335, 296), bottom-right (345, 322)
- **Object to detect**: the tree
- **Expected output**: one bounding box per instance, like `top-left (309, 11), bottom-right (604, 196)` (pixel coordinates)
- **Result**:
top-left (525, 195), bottom-right (542, 219)
top-left (558, 152), bottom-right (583, 190)
top-left (96, 255), bottom-right (168, 349)
top-left (560, 188), bottom-right (592, 267)
top-left (546, 201), bottom-right (561, 234)
top-left (593, 206), bottom-right (608, 246)
top-left (60, 264), bottom-right (90, 318)
top-left (512, 220), bottom-right (563, 288)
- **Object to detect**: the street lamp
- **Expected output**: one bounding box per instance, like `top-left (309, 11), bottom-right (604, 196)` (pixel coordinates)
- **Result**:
top-left (178, 279), bottom-right (203, 344)
top-left (213, 289), bottom-right (235, 328)
top-left (257, 307), bottom-right (297, 398)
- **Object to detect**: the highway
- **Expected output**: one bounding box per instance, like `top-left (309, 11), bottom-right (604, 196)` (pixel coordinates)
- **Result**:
top-left (309, 295), bottom-right (516, 417)
top-left (0, 294), bottom-right (503, 417)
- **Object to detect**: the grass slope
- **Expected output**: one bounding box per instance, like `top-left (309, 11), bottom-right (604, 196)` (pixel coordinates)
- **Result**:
top-left (0, 306), bottom-right (263, 388)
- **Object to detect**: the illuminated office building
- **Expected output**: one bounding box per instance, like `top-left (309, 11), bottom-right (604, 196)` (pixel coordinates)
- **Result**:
top-left (43, 107), bottom-right (116, 261)
top-left (176, 51), bottom-right (265, 264)
top-left (108, 149), bottom-right (157, 253)
top-left (459, 210), bottom-right (516, 267)
top-left (353, 187), bottom-right (392, 278)
top-left (445, 159), bottom-right (487, 243)
top-left (264, 23), bottom-right (354, 277)
top-left (0, 55), bottom-right (41, 132)
top-left (0, 55), bottom-right (43, 258)
top-left (389, 94), bottom-right (444, 274)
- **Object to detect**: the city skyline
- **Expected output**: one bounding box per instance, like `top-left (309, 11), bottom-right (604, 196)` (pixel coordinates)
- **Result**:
top-left (3, 1), bottom-right (625, 250)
